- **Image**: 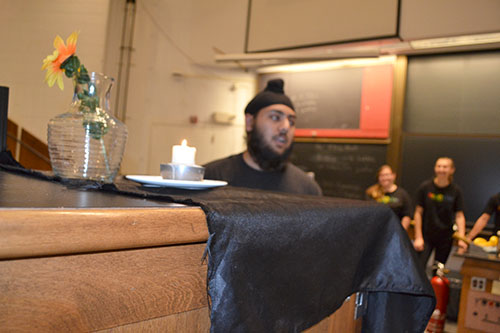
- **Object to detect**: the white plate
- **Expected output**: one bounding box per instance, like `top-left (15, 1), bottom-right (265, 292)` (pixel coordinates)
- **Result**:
top-left (125, 175), bottom-right (227, 190)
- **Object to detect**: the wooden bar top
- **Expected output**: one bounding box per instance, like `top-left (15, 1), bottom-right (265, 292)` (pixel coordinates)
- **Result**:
top-left (0, 170), bottom-right (208, 259)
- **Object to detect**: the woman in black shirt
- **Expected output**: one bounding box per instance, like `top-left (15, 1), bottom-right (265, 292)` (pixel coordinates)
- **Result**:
top-left (366, 165), bottom-right (412, 230)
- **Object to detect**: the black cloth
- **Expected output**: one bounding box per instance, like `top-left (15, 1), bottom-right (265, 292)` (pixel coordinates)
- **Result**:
top-left (108, 180), bottom-right (434, 332)
top-left (0, 150), bottom-right (23, 168)
top-left (0, 164), bottom-right (435, 332)
top-left (367, 187), bottom-right (413, 221)
top-left (204, 153), bottom-right (322, 196)
top-left (482, 193), bottom-right (500, 236)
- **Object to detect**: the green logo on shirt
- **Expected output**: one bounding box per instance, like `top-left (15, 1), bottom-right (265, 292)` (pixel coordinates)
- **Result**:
top-left (427, 192), bottom-right (454, 203)
top-left (428, 192), bottom-right (444, 202)
top-left (377, 195), bottom-right (399, 204)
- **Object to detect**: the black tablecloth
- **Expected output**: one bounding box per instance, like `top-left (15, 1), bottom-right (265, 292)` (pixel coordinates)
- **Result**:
top-left (0, 161), bottom-right (435, 332)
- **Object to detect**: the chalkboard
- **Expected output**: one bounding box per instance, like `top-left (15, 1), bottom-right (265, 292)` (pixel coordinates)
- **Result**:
top-left (290, 142), bottom-right (387, 199)
top-left (401, 51), bottom-right (500, 229)
top-left (260, 68), bottom-right (362, 129)
top-left (404, 51), bottom-right (500, 135)
top-left (400, 135), bottom-right (500, 225)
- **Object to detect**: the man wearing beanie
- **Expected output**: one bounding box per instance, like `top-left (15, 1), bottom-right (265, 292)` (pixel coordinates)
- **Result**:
top-left (204, 79), bottom-right (322, 196)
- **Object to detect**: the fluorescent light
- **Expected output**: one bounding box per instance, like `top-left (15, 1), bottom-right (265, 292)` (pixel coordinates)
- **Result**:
top-left (215, 49), bottom-right (380, 63)
top-left (257, 55), bottom-right (397, 73)
top-left (410, 32), bottom-right (500, 49)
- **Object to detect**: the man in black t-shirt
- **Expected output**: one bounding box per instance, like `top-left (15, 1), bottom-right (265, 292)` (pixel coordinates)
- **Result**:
top-left (413, 157), bottom-right (467, 269)
top-left (466, 193), bottom-right (500, 241)
top-left (204, 79), bottom-right (322, 196)
top-left (416, 180), bottom-right (464, 237)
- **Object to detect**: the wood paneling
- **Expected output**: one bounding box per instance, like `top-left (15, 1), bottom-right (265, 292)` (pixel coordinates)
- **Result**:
top-left (0, 207), bottom-right (208, 259)
top-left (0, 244), bottom-right (208, 332)
top-left (386, 56), bottom-right (408, 175)
top-left (98, 307), bottom-right (211, 332)
top-left (19, 128), bottom-right (51, 170)
top-left (100, 300), bottom-right (362, 333)
top-left (460, 258), bottom-right (500, 282)
top-left (457, 257), bottom-right (500, 332)
top-left (6, 118), bottom-right (17, 155)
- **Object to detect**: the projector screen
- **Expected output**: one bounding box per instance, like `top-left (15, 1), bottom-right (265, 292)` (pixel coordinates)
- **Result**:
top-left (246, 0), bottom-right (399, 52)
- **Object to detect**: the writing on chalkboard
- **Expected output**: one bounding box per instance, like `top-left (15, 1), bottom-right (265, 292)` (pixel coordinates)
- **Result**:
top-left (260, 68), bottom-right (362, 130)
top-left (292, 91), bottom-right (320, 116)
top-left (291, 142), bottom-right (387, 199)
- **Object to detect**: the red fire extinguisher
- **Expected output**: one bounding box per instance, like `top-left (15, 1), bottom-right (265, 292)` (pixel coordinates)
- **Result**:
top-left (426, 262), bottom-right (450, 333)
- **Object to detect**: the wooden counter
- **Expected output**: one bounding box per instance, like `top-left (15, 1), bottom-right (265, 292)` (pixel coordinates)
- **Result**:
top-left (0, 170), bottom-right (360, 332)
top-left (456, 251), bottom-right (500, 333)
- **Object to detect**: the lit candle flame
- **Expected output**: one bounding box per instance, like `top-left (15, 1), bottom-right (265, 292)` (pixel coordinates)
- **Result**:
top-left (172, 139), bottom-right (196, 165)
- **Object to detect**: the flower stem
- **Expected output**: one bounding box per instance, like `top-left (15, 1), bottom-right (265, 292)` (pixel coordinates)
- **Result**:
top-left (100, 137), bottom-right (111, 177)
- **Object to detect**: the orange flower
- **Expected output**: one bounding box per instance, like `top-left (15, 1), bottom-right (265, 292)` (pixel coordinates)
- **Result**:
top-left (41, 31), bottom-right (79, 90)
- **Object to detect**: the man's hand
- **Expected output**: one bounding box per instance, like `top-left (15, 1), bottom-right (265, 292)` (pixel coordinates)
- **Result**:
top-left (413, 237), bottom-right (424, 252)
top-left (457, 239), bottom-right (469, 254)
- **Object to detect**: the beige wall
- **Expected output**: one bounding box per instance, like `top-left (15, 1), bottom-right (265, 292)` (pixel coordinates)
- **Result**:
top-left (121, 0), bottom-right (253, 174)
top-left (0, 0), bottom-right (253, 175)
top-left (0, 0), bottom-right (111, 142)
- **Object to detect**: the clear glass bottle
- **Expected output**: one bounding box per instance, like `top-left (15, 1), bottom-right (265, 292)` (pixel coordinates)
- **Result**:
top-left (47, 72), bottom-right (127, 183)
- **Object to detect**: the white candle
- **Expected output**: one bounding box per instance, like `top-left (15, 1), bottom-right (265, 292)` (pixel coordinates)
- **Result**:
top-left (172, 139), bottom-right (196, 165)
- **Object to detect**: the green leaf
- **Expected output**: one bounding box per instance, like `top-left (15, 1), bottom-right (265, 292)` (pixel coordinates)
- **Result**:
top-left (82, 109), bottom-right (109, 140)
top-left (84, 120), bottom-right (109, 140)
top-left (61, 55), bottom-right (79, 78)
top-left (79, 96), bottom-right (99, 111)
top-left (77, 64), bottom-right (90, 84)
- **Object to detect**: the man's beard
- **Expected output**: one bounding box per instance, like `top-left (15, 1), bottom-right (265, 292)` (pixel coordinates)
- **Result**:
top-left (246, 127), bottom-right (293, 172)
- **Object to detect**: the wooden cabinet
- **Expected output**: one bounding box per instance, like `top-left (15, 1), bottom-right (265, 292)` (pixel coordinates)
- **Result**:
top-left (457, 255), bottom-right (500, 333)
top-left (0, 206), bottom-right (211, 332)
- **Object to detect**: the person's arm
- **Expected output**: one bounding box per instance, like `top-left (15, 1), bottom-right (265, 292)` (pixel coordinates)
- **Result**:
top-left (401, 216), bottom-right (411, 231)
top-left (365, 184), bottom-right (378, 201)
top-left (400, 189), bottom-right (413, 231)
top-left (413, 205), bottom-right (424, 251)
top-left (455, 211), bottom-right (467, 250)
top-left (466, 213), bottom-right (491, 241)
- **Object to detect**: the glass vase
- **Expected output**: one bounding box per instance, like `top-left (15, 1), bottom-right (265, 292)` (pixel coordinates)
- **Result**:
top-left (47, 72), bottom-right (127, 183)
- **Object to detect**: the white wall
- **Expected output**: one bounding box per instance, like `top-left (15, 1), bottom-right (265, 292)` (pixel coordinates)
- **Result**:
top-left (0, 0), bottom-right (111, 141)
top-left (0, 0), bottom-right (254, 175)
top-left (121, 0), bottom-right (253, 174)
